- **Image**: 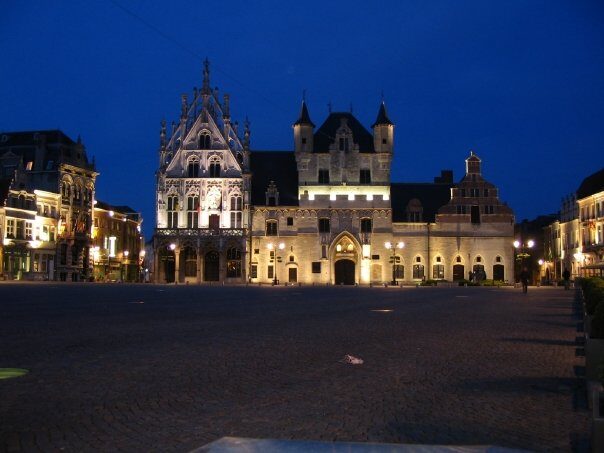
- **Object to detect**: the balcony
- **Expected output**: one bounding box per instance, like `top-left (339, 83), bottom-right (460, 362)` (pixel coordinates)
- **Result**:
top-left (155, 228), bottom-right (244, 237)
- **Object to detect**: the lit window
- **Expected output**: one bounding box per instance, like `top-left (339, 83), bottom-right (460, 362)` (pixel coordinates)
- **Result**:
top-left (266, 220), bottom-right (278, 236)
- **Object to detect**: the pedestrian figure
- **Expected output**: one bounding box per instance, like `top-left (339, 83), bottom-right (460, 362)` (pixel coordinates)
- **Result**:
top-left (562, 268), bottom-right (571, 290)
top-left (520, 267), bottom-right (530, 293)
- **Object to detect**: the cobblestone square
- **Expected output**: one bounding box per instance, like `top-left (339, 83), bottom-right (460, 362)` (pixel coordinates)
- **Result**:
top-left (0, 284), bottom-right (588, 452)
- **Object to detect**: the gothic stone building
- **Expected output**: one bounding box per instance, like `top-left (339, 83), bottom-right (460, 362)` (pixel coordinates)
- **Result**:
top-left (154, 64), bottom-right (515, 285)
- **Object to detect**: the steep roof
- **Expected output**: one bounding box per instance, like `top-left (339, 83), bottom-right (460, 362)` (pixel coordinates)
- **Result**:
top-left (95, 200), bottom-right (140, 219)
top-left (0, 130), bottom-right (75, 146)
top-left (371, 102), bottom-right (394, 128)
top-left (391, 182), bottom-right (452, 223)
top-left (250, 151), bottom-right (299, 206)
top-left (0, 178), bottom-right (12, 206)
top-left (293, 101), bottom-right (315, 127)
top-left (577, 168), bottom-right (604, 199)
top-left (313, 112), bottom-right (374, 153)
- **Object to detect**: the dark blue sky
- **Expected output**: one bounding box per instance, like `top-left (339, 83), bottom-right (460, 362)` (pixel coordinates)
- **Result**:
top-left (2, 1), bottom-right (603, 236)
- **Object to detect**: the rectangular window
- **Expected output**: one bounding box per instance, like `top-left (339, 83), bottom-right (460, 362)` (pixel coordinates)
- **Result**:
top-left (433, 264), bottom-right (445, 279)
top-left (321, 245), bottom-right (327, 258)
top-left (187, 211), bottom-right (198, 228)
top-left (372, 254), bottom-right (380, 260)
top-left (413, 264), bottom-right (425, 279)
top-left (230, 212), bottom-right (242, 228)
top-left (16, 220), bottom-right (24, 239)
top-left (250, 264), bottom-right (258, 279)
top-left (483, 189), bottom-right (489, 197)
top-left (338, 137), bottom-right (349, 151)
top-left (312, 262), bottom-right (321, 273)
top-left (42, 225), bottom-right (49, 241)
top-left (471, 205), bottom-right (481, 224)
top-left (360, 218), bottom-right (372, 233)
top-left (460, 188), bottom-right (466, 197)
top-left (267, 265), bottom-right (274, 279)
top-left (168, 212), bottom-right (178, 228)
top-left (266, 221), bottom-right (278, 236)
top-left (318, 218), bottom-right (330, 233)
top-left (360, 169), bottom-right (371, 184)
top-left (50, 226), bottom-right (56, 242)
top-left (286, 217), bottom-right (294, 226)
top-left (6, 219), bottom-right (15, 237)
top-left (318, 169), bottom-right (330, 184)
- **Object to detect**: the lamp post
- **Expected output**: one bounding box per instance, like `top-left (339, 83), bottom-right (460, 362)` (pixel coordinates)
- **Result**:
top-left (514, 239), bottom-right (534, 282)
top-left (267, 242), bottom-right (285, 285)
top-left (384, 241), bottom-right (405, 286)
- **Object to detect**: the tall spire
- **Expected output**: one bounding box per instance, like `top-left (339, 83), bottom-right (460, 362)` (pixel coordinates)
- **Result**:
top-left (372, 101), bottom-right (394, 128)
top-left (202, 58), bottom-right (210, 94)
top-left (293, 100), bottom-right (315, 127)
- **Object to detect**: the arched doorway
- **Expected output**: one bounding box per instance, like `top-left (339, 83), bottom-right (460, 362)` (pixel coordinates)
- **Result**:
top-left (159, 249), bottom-right (175, 283)
top-left (452, 264), bottom-right (465, 281)
top-left (335, 259), bottom-right (355, 285)
top-left (493, 264), bottom-right (505, 281)
top-left (204, 251), bottom-right (219, 281)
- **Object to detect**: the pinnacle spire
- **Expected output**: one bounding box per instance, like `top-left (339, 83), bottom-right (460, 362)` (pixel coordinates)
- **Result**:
top-left (202, 58), bottom-right (210, 94)
top-left (293, 100), bottom-right (315, 127)
top-left (372, 100), bottom-right (394, 128)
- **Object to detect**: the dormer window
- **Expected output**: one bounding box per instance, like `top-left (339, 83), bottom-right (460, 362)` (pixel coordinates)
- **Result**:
top-left (406, 199), bottom-right (423, 223)
top-left (339, 137), bottom-right (349, 151)
top-left (266, 181), bottom-right (279, 206)
top-left (199, 131), bottom-right (211, 149)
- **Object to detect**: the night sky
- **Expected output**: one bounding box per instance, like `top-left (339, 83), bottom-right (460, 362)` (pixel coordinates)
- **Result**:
top-left (2, 1), bottom-right (603, 237)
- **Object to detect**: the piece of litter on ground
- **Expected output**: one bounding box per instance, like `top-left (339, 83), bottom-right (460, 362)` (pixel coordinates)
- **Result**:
top-left (371, 309), bottom-right (393, 313)
top-left (340, 355), bottom-right (364, 365)
top-left (129, 301), bottom-right (145, 304)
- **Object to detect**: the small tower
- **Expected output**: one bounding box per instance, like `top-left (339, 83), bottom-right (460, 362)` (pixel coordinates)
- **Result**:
top-left (293, 100), bottom-right (314, 153)
top-left (465, 151), bottom-right (482, 175)
top-left (372, 101), bottom-right (394, 153)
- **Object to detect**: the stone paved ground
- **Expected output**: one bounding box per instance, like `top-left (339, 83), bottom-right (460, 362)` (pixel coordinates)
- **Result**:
top-left (0, 284), bottom-right (589, 452)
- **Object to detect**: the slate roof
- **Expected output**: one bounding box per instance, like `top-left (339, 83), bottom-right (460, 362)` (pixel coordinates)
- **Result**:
top-left (0, 130), bottom-right (75, 146)
top-left (95, 200), bottom-right (140, 219)
top-left (0, 178), bottom-right (12, 206)
top-left (371, 102), bottom-right (394, 128)
top-left (250, 151), bottom-right (299, 206)
top-left (313, 112), bottom-right (374, 153)
top-left (391, 182), bottom-right (453, 223)
top-left (293, 101), bottom-right (315, 127)
top-left (577, 168), bottom-right (604, 199)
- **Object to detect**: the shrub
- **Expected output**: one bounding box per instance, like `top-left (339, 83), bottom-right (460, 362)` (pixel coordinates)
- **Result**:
top-left (584, 278), bottom-right (604, 315)
top-left (592, 300), bottom-right (604, 339)
top-left (420, 279), bottom-right (438, 286)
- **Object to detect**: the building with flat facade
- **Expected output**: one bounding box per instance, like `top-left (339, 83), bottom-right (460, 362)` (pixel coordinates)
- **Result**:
top-left (544, 168), bottom-right (604, 279)
top-left (154, 63), bottom-right (515, 285)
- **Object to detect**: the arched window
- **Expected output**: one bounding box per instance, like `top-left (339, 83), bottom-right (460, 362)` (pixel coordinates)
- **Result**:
top-left (199, 131), bottom-right (211, 149)
top-left (226, 247), bottom-right (242, 278)
top-left (433, 256), bottom-right (444, 279)
top-left (184, 247), bottom-right (197, 277)
top-left (230, 195), bottom-right (242, 228)
top-left (413, 256), bottom-right (424, 279)
top-left (187, 157), bottom-right (200, 177)
top-left (209, 157), bottom-right (221, 178)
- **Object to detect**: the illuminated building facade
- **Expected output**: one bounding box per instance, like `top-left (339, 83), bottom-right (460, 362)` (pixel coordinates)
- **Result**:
top-left (0, 131), bottom-right (98, 281)
top-left (154, 60), bottom-right (249, 283)
top-left (91, 202), bottom-right (144, 282)
top-left (544, 169), bottom-right (604, 278)
top-left (154, 64), bottom-right (515, 285)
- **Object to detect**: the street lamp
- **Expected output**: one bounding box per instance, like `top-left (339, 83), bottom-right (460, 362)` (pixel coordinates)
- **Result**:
top-left (267, 242), bottom-right (285, 285)
top-left (514, 239), bottom-right (534, 281)
top-left (385, 241), bottom-right (405, 285)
